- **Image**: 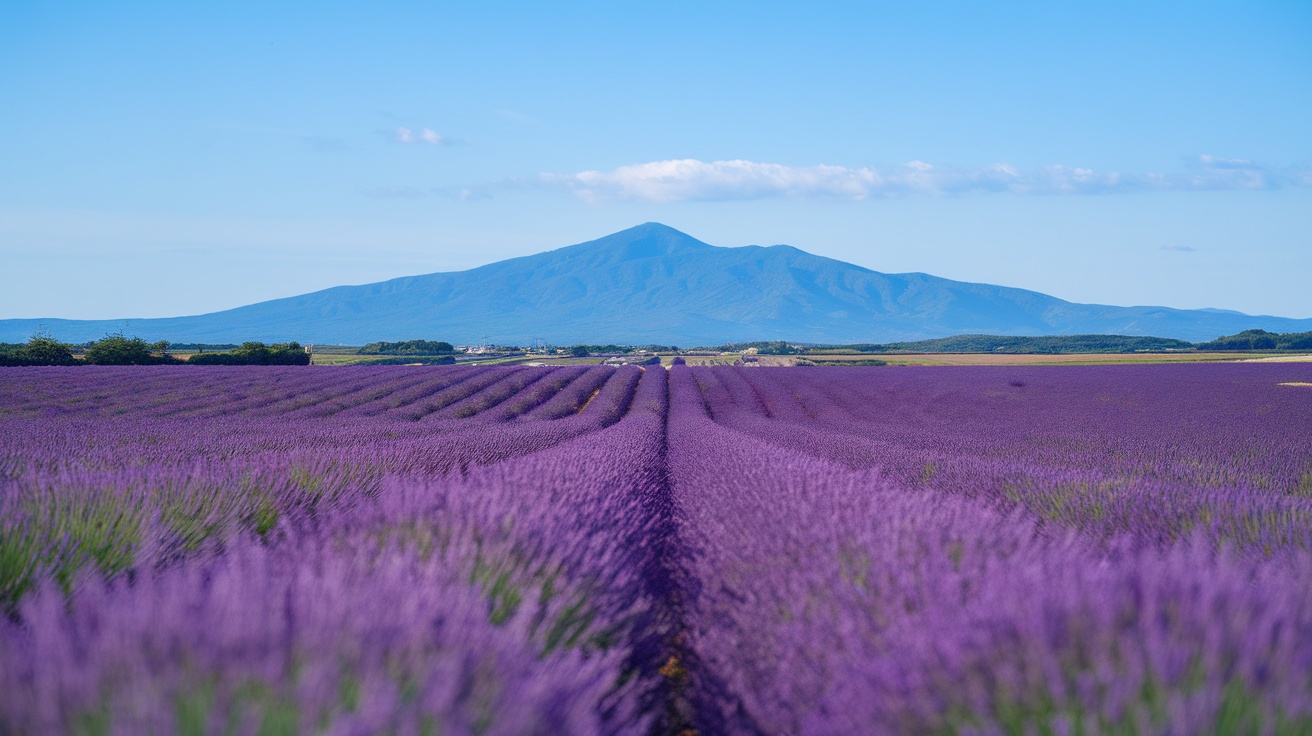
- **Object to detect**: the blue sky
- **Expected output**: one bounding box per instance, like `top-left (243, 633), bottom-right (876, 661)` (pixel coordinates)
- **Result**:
top-left (2, 1), bottom-right (1309, 320)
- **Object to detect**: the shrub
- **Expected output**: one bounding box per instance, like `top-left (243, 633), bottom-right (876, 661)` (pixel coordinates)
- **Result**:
top-left (358, 340), bottom-right (455, 356)
top-left (188, 342), bottom-right (310, 366)
top-left (0, 333), bottom-right (79, 366)
top-left (84, 335), bottom-right (178, 365)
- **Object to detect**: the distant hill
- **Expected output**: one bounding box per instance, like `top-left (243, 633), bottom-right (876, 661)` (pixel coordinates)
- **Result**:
top-left (3, 223), bottom-right (1310, 345)
top-left (806, 334), bottom-right (1198, 354)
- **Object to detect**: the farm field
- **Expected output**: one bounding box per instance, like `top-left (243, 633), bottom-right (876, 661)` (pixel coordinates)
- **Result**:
top-left (791, 351), bottom-right (1297, 366)
top-left (671, 352), bottom-right (1302, 367)
top-left (2, 363), bottom-right (1311, 734)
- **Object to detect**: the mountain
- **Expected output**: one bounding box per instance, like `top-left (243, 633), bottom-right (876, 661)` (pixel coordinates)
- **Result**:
top-left (3, 223), bottom-right (1309, 345)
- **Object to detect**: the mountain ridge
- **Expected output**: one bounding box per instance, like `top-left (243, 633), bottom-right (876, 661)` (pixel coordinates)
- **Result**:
top-left (3, 223), bottom-right (1309, 345)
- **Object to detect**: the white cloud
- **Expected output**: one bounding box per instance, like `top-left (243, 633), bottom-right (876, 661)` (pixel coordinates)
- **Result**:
top-left (543, 160), bottom-right (886, 203)
top-left (544, 156), bottom-right (1311, 202)
top-left (395, 127), bottom-right (449, 145)
top-left (1198, 154), bottom-right (1252, 168)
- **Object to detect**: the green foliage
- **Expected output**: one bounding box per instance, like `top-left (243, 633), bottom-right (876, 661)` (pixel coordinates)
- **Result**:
top-left (246, 499), bottom-right (281, 538)
top-left (357, 339), bottom-right (455, 355)
top-left (168, 678), bottom-right (301, 736)
top-left (942, 671), bottom-right (1312, 736)
top-left (0, 331), bottom-right (79, 366)
top-left (84, 334), bottom-right (179, 365)
top-left (365, 355), bottom-right (456, 365)
top-left (718, 341), bottom-right (802, 355)
top-left (187, 342), bottom-right (310, 366)
top-left (3, 463), bottom-right (376, 613)
top-left (1198, 329), bottom-right (1312, 351)
top-left (564, 344), bottom-right (676, 355)
top-left (22, 333), bottom-right (78, 364)
top-left (0, 492), bottom-right (144, 613)
top-left (1294, 471), bottom-right (1312, 498)
top-left (167, 343), bottom-right (238, 352)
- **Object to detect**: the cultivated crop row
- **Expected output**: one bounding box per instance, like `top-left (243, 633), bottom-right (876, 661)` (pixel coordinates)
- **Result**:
top-left (1, 363), bottom-right (1310, 734)
top-left (667, 366), bottom-right (1312, 733)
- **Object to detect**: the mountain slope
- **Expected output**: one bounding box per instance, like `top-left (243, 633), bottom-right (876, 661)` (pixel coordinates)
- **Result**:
top-left (3, 223), bottom-right (1309, 345)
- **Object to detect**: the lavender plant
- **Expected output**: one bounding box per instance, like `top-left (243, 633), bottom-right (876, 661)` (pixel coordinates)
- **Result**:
top-left (2, 362), bottom-right (1310, 734)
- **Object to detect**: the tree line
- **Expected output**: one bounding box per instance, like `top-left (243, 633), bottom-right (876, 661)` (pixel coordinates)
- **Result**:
top-left (5, 329), bottom-right (1310, 367)
top-left (0, 334), bottom-right (310, 366)
top-left (357, 340), bottom-right (455, 355)
top-left (1195, 329), bottom-right (1312, 351)
top-left (565, 344), bottom-right (679, 356)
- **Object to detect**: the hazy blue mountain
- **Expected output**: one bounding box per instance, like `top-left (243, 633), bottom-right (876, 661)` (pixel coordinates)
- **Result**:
top-left (4, 223), bottom-right (1309, 345)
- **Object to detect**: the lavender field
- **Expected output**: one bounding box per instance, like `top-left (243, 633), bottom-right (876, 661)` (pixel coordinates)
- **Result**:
top-left (2, 363), bottom-right (1311, 735)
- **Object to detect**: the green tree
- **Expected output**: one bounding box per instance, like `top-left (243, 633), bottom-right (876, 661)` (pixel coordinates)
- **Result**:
top-left (187, 341), bottom-right (310, 366)
top-left (22, 332), bottom-right (76, 365)
top-left (0, 331), bottom-right (78, 366)
top-left (23, 334), bottom-right (75, 364)
top-left (84, 334), bottom-right (177, 365)
top-left (1198, 329), bottom-right (1281, 351)
top-left (358, 340), bottom-right (455, 355)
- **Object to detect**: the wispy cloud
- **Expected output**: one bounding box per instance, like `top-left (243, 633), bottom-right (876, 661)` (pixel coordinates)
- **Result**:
top-left (543, 156), bottom-right (1312, 203)
top-left (1160, 243), bottom-right (1198, 252)
top-left (395, 127), bottom-right (449, 145)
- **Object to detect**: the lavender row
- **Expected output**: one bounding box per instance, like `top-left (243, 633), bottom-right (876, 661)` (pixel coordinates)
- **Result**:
top-left (0, 367), bottom-right (645, 613)
top-left (691, 364), bottom-right (1312, 555)
top-left (0, 367), bottom-right (670, 734)
top-left (667, 366), bottom-right (1312, 733)
top-left (4, 362), bottom-right (1310, 734)
top-left (0, 365), bottom-right (627, 423)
